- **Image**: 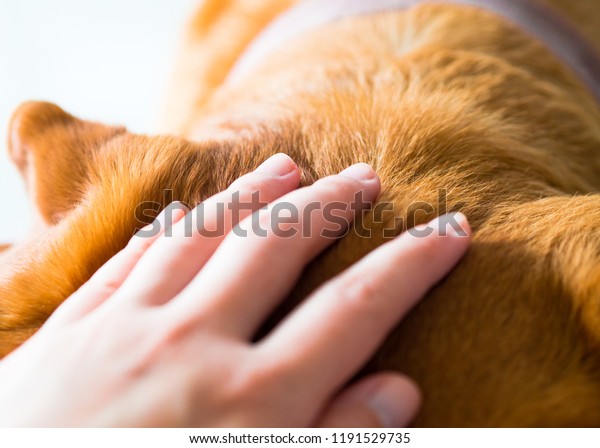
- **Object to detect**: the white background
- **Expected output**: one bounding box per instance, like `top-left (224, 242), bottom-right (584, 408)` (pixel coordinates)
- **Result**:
top-left (0, 0), bottom-right (197, 243)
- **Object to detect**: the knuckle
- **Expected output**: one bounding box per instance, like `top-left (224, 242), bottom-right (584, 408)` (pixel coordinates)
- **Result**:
top-left (223, 361), bottom-right (285, 405)
top-left (313, 175), bottom-right (356, 199)
top-left (330, 270), bottom-right (391, 315)
top-left (128, 235), bottom-right (154, 253)
top-left (96, 280), bottom-right (121, 298)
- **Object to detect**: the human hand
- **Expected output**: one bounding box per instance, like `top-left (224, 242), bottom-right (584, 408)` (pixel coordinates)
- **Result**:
top-left (0, 154), bottom-right (470, 427)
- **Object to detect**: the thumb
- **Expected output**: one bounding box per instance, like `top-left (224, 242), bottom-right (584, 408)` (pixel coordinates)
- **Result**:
top-left (316, 373), bottom-right (421, 428)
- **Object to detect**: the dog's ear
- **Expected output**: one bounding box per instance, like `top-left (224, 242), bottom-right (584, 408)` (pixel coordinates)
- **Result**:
top-left (8, 101), bottom-right (125, 225)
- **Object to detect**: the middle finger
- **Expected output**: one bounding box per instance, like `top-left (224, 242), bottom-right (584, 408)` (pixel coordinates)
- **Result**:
top-left (113, 153), bottom-right (300, 306)
top-left (170, 163), bottom-right (380, 339)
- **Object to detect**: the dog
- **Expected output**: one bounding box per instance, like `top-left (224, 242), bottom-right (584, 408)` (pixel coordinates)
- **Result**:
top-left (2, 0), bottom-right (600, 426)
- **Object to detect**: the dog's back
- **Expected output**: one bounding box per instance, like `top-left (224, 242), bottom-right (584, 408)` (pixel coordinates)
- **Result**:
top-left (3, 0), bottom-right (600, 426)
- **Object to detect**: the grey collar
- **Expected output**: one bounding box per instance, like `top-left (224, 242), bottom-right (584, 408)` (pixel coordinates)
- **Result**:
top-left (227, 0), bottom-right (600, 102)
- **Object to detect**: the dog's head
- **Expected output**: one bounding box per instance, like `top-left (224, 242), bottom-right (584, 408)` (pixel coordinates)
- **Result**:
top-left (1, 101), bottom-right (268, 353)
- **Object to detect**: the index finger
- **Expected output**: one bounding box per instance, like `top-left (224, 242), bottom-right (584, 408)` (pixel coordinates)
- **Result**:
top-left (257, 213), bottom-right (471, 401)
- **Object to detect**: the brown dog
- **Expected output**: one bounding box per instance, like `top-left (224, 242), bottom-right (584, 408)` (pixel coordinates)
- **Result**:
top-left (3, 0), bottom-right (600, 426)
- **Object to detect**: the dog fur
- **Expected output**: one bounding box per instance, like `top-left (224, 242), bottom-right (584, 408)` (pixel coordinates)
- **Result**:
top-left (3, 0), bottom-right (600, 426)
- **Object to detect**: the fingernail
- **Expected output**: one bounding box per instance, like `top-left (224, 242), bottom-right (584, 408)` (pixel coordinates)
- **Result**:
top-left (365, 380), bottom-right (420, 428)
top-left (255, 153), bottom-right (296, 177)
top-left (339, 163), bottom-right (377, 182)
top-left (436, 212), bottom-right (470, 237)
top-left (412, 212), bottom-right (470, 237)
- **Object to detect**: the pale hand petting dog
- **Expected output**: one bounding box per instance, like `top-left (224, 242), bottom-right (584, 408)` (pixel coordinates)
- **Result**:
top-left (3, 0), bottom-right (600, 427)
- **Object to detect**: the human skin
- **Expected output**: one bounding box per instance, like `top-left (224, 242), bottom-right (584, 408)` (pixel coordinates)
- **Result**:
top-left (0, 154), bottom-right (470, 427)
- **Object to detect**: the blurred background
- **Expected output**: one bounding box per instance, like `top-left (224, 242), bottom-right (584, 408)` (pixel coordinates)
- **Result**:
top-left (0, 0), bottom-right (197, 243)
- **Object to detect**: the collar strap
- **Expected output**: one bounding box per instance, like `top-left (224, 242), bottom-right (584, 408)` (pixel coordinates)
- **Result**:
top-left (228, 0), bottom-right (600, 102)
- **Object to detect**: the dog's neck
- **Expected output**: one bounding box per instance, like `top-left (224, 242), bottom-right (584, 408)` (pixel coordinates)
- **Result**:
top-left (228, 0), bottom-right (600, 102)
